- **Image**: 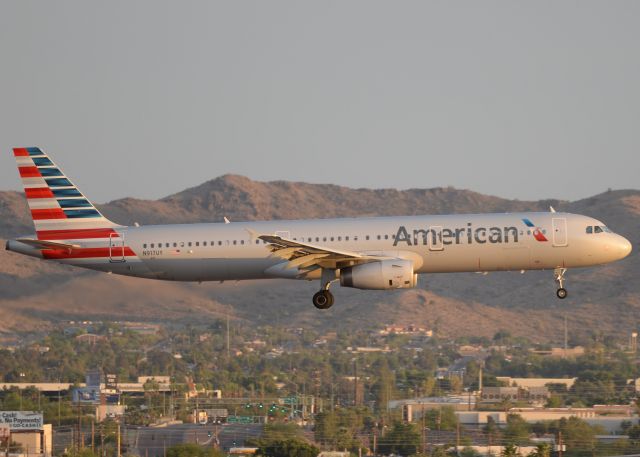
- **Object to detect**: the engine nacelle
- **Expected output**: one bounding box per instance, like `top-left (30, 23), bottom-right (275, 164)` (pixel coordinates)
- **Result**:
top-left (340, 259), bottom-right (417, 290)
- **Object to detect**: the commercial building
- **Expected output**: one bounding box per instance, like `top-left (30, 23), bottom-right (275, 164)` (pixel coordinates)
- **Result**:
top-left (0, 412), bottom-right (52, 457)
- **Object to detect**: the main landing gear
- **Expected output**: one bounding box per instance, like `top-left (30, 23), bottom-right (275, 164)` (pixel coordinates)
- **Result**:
top-left (313, 290), bottom-right (334, 309)
top-left (313, 269), bottom-right (338, 309)
top-left (554, 268), bottom-right (568, 299)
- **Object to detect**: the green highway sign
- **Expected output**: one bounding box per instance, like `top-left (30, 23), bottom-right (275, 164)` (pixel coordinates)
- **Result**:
top-left (227, 416), bottom-right (253, 424)
top-left (283, 396), bottom-right (297, 405)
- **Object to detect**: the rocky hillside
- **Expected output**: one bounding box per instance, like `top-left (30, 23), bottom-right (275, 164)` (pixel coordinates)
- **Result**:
top-left (0, 177), bottom-right (637, 344)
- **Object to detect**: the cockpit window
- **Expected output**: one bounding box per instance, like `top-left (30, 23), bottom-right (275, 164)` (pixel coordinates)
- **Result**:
top-left (586, 226), bottom-right (593, 234)
top-left (594, 226), bottom-right (603, 233)
top-left (603, 226), bottom-right (612, 233)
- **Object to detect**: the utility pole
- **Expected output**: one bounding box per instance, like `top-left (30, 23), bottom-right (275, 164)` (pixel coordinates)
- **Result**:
top-left (373, 425), bottom-right (378, 456)
top-left (100, 425), bottom-right (104, 457)
top-left (558, 431), bottom-right (563, 457)
top-left (91, 420), bottom-right (95, 453)
top-left (57, 390), bottom-right (61, 426)
top-left (226, 314), bottom-right (230, 361)
top-left (116, 421), bottom-right (121, 457)
top-left (564, 314), bottom-right (568, 357)
top-left (353, 358), bottom-right (358, 406)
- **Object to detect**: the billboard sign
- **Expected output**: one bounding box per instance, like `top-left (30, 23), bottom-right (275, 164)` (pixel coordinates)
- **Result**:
top-left (73, 387), bottom-right (100, 404)
top-left (0, 412), bottom-right (43, 430)
top-left (105, 374), bottom-right (118, 390)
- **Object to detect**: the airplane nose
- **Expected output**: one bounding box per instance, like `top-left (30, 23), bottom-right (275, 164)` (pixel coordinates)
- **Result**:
top-left (618, 236), bottom-right (632, 259)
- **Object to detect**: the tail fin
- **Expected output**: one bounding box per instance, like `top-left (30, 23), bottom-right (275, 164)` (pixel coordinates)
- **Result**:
top-left (12, 147), bottom-right (121, 238)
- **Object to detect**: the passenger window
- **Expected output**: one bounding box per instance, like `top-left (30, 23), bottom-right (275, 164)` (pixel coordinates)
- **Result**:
top-left (256, 240), bottom-right (260, 244)
top-left (166, 243), bottom-right (170, 248)
top-left (316, 237), bottom-right (320, 242)
top-left (173, 243), bottom-right (177, 247)
top-left (384, 235), bottom-right (388, 240)
top-left (195, 242), bottom-right (200, 247)
top-left (345, 236), bottom-right (349, 241)
top-left (241, 240), bottom-right (244, 245)
top-left (150, 243), bottom-right (154, 248)
top-left (203, 241), bottom-right (207, 246)
top-left (323, 237), bottom-right (327, 242)
top-left (354, 236), bottom-right (358, 241)
top-left (180, 242), bottom-right (185, 247)
top-left (594, 226), bottom-right (603, 233)
top-left (188, 242), bottom-right (192, 247)
top-left (330, 237), bottom-right (334, 242)
top-left (218, 241), bottom-right (222, 246)
top-left (377, 235), bottom-right (381, 240)
top-left (366, 235), bottom-right (370, 240)
top-left (233, 240), bottom-right (237, 245)
top-left (143, 244), bottom-right (147, 248)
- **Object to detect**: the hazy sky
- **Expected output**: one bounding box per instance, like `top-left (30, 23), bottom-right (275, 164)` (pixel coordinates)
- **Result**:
top-left (1, 1), bottom-right (638, 203)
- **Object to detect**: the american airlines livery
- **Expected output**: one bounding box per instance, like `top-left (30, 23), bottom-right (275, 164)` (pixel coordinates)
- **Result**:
top-left (6, 147), bottom-right (632, 309)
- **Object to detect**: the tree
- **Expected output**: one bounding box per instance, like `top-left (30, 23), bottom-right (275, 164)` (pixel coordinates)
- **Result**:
top-left (424, 406), bottom-right (458, 431)
top-left (377, 422), bottom-right (420, 456)
top-left (166, 443), bottom-right (223, 457)
top-left (503, 414), bottom-right (530, 445)
top-left (483, 416), bottom-right (501, 445)
top-left (460, 447), bottom-right (482, 457)
top-left (254, 439), bottom-right (318, 457)
top-left (314, 411), bottom-right (338, 446)
top-left (527, 444), bottom-right (550, 457)
top-left (501, 443), bottom-right (521, 457)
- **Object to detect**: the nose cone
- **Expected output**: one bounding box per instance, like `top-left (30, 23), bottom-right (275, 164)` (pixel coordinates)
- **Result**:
top-left (615, 235), bottom-right (632, 260)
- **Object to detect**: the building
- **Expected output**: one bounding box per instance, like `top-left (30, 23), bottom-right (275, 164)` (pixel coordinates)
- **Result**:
top-left (496, 377), bottom-right (577, 390)
top-left (0, 412), bottom-right (51, 457)
top-left (529, 347), bottom-right (586, 358)
top-left (389, 394), bottom-right (477, 416)
top-left (480, 386), bottom-right (519, 403)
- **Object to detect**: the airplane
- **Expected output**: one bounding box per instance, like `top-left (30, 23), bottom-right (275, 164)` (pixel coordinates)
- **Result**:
top-left (5, 147), bottom-right (633, 309)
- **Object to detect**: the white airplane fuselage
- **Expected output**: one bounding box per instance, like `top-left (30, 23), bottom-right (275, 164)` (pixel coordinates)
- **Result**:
top-left (8, 212), bottom-right (631, 281)
top-left (6, 147), bottom-right (633, 308)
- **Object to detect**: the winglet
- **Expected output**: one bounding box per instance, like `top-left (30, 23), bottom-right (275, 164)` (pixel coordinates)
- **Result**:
top-left (550, 206), bottom-right (556, 213)
top-left (224, 217), bottom-right (231, 224)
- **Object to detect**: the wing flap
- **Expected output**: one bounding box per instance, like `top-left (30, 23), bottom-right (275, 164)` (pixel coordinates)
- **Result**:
top-left (257, 233), bottom-right (393, 271)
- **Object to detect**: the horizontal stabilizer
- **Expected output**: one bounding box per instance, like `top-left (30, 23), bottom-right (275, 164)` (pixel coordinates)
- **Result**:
top-left (15, 238), bottom-right (80, 251)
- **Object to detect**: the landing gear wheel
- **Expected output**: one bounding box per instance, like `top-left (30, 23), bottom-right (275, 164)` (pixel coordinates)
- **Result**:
top-left (556, 288), bottom-right (568, 299)
top-left (313, 290), bottom-right (334, 309)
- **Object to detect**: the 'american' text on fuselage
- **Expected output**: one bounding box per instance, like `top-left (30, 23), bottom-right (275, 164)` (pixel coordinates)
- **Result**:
top-left (393, 223), bottom-right (520, 246)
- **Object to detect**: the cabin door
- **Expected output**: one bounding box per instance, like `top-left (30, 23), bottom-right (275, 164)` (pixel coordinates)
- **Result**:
top-left (109, 233), bottom-right (125, 262)
top-left (552, 218), bottom-right (568, 247)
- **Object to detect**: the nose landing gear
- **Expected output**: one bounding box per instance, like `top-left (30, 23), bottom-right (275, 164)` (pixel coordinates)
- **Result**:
top-left (554, 268), bottom-right (568, 299)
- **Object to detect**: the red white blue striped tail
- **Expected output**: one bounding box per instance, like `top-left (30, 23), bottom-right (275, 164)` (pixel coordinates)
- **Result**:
top-left (12, 147), bottom-right (121, 237)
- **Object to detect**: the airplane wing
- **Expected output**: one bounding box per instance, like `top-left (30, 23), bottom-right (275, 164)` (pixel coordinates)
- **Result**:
top-left (258, 234), bottom-right (392, 273)
top-left (15, 238), bottom-right (80, 251)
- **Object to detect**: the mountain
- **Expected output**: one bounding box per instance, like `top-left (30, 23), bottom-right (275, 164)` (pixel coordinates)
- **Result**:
top-left (0, 177), bottom-right (637, 344)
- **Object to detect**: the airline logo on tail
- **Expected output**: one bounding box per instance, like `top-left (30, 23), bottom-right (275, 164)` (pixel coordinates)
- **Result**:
top-left (522, 218), bottom-right (548, 242)
top-left (12, 147), bottom-right (117, 235)
top-left (10, 147), bottom-right (139, 261)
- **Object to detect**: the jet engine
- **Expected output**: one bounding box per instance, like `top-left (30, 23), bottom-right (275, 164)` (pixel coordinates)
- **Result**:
top-left (340, 259), bottom-right (417, 290)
